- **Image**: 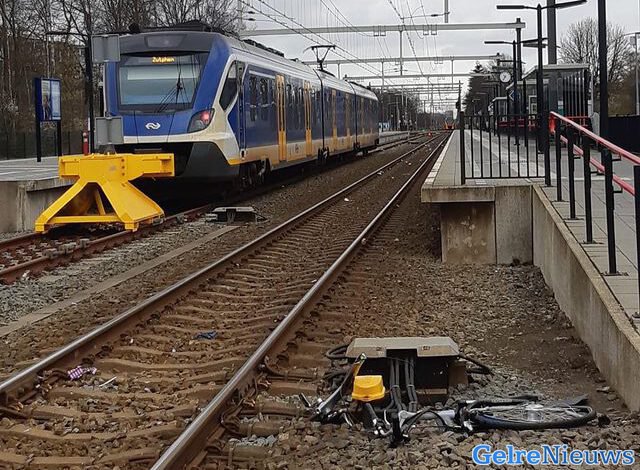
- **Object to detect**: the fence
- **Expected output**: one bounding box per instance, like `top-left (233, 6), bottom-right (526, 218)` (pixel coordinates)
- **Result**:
top-left (550, 111), bottom-right (640, 309)
top-left (0, 129), bottom-right (84, 160)
top-left (609, 116), bottom-right (640, 154)
top-left (459, 111), bottom-right (547, 183)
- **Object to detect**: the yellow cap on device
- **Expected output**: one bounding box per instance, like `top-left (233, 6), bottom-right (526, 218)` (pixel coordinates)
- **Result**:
top-left (352, 375), bottom-right (386, 402)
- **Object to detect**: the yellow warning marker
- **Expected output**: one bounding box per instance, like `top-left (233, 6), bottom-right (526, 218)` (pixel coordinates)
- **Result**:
top-left (35, 153), bottom-right (174, 233)
top-left (352, 375), bottom-right (386, 402)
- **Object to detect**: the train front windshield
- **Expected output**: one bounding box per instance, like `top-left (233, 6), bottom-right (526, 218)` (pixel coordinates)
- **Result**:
top-left (117, 54), bottom-right (206, 111)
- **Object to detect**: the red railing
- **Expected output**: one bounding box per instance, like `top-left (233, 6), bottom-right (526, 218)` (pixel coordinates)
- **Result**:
top-left (557, 134), bottom-right (635, 196)
top-left (552, 112), bottom-right (640, 164)
top-left (549, 111), bottom-right (640, 281)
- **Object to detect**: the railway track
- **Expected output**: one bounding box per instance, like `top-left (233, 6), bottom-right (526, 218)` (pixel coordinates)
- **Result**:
top-left (193, 137), bottom-right (452, 469)
top-left (0, 135), bottom-right (420, 285)
top-left (0, 132), bottom-right (449, 469)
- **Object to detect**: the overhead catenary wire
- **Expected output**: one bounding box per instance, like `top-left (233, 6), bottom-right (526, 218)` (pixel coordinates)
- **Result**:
top-left (243, 0), bottom-right (403, 83)
top-left (244, 0), bottom-right (459, 112)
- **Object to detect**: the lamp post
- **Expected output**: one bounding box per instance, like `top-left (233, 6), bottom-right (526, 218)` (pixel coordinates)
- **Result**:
top-left (636, 33), bottom-right (640, 115)
top-left (485, 39), bottom-right (520, 139)
top-left (497, 0), bottom-right (586, 186)
top-left (598, 0), bottom-right (608, 138)
top-left (626, 32), bottom-right (640, 116)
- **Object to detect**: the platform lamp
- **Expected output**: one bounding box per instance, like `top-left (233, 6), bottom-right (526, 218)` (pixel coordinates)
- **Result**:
top-left (497, 0), bottom-right (587, 186)
top-left (485, 41), bottom-right (519, 114)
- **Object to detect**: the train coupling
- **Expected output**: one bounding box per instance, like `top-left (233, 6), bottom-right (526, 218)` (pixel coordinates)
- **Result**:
top-left (35, 152), bottom-right (174, 233)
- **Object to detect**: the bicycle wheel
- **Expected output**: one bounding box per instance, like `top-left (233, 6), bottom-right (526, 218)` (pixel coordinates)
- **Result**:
top-left (469, 403), bottom-right (597, 430)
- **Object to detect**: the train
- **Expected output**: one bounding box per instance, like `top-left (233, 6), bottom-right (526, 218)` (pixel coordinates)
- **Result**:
top-left (104, 27), bottom-right (380, 188)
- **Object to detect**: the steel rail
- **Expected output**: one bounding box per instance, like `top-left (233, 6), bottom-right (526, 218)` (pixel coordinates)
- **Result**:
top-left (150, 133), bottom-right (451, 469)
top-left (0, 232), bottom-right (43, 252)
top-left (0, 134), bottom-right (441, 405)
top-left (0, 134), bottom-right (416, 285)
top-left (0, 208), bottom-right (204, 284)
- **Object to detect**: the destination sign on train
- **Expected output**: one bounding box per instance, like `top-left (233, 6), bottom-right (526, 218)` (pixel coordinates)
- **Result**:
top-left (152, 56), bottom-right (176, 64)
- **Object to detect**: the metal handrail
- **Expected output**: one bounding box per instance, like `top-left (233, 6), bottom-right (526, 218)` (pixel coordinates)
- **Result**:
top-left (549, 111), bottom-right (640, 295)
top-left (551, 111), bottom-right (640, 166)
top-left (557, 134), bottom-right (635, 196)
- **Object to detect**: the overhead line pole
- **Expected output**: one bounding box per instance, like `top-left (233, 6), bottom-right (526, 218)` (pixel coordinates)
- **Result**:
top-left (238, 21), bottom-right (526, 37)
top-left (301, 54), bottom-right (503, 65)
top-left (346, 72), bottom-right (492, 80)
top-left (548, 0), bottom-right (559, 114)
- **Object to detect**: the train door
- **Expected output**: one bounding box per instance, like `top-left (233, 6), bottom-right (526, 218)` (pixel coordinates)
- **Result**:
top-left (236, 62), bottom-right (247, 154)
top-left (276, 75), bottom-right (287, 161)
top-left (346, 95), bottom-right (351, 141)
top-left (332, 89), bottom-right (337, 150)
top-left (304, 82), bottom-right (312, 156)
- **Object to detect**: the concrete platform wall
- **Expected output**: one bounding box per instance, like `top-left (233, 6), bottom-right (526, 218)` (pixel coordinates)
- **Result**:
top-left (0, 179), bottom-right (70, 232)
top-left (424, 184), bottom-right (533, 265)
top-left (533, 186), bottom-right (640, 410)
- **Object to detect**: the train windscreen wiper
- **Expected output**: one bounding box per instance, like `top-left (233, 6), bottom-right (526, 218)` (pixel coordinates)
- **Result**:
top-left (153, 63), bottom-right (185, 114)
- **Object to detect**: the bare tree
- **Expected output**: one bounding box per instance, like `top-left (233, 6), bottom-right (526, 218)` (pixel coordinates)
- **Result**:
top-left (154, 0), bottom-right (237, 32)
top-left (0, 0), bottom-right (240, 156)
top-left (560, 18), bottom-right (631, 99)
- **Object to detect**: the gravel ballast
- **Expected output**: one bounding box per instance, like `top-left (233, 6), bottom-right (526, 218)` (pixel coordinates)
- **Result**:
top-left (0, 140), bottom-right (425, 376)
top-left (256, 168), bottom-right (640, 469)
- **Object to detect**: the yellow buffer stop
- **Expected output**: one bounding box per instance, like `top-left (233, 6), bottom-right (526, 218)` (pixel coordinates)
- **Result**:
top-left (35, 153), bottom-right (174, 233)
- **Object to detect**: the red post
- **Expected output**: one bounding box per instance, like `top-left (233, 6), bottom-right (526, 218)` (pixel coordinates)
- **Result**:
top-left (82, 131), bottom-right (90, 155)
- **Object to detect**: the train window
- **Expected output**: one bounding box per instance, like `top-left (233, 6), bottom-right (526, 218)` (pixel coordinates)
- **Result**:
top-left (249, 76), bottom-right (258, 122)
top-left (365, 100), bottom-right (369, 132)
top-left (298, 88), bottom-right (304, 129)
top-left (315, 90), bottom-right (322, 123)
top-left (259, 78), bottom-right (268, 121)
top-left (326, 91), bottom-right (331, 121)
top-left (294, 87), bottom-right (300, 129)
top-left (343, 94), bottom-right (347, 125)
top-left (219, 62), bottom-right (239, 110)
top-left (287, 84), bottom-right (293, 118)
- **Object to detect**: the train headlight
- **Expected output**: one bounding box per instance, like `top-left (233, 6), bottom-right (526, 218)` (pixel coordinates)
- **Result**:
top-left (188, 110), bottom-right (214, 133)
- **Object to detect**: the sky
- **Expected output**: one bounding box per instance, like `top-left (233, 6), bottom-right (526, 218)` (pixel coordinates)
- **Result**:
top-left (241, 0), bottom-right (640, 111)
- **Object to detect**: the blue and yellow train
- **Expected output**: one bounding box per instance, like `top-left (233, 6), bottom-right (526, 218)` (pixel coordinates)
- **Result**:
top-left (105, 29), bottom-right (380, 187)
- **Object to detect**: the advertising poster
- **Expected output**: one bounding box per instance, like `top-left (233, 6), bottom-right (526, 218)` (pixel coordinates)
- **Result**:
top-left (35, 77), bottom-right (62, 122)
top-left (50, 79), bottom-right (61, 120)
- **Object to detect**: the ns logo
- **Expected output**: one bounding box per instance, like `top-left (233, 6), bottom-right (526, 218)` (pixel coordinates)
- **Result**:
top-left (145, 122), bottom-right (161, 130)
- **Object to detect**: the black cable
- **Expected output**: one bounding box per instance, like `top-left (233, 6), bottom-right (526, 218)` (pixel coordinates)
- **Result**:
top-left (383, 358), bottom-right (396, 412)
top-left (391, 358), bottom-right (405, 412)
top-left (405, 356), bottom-right (418, 413)
top-left (459, 353), bottom-right (493, 375)
top-left (325, 344), bottom-right (348, 361)
top-left (323, 369), bottom-right (347, 382)
top-left (403, 409), bottom-right (449, 430)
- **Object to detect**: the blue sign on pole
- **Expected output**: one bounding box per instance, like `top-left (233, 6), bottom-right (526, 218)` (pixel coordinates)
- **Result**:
top-left (34, 77), bottom-right (62, 122)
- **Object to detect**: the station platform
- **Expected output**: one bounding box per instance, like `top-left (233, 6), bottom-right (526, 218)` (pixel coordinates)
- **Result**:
top-left (545, 148), bottom-right (640, 321)
top-left (422, 129), bottom-right (640, 410)
top-left (423, 129), bottom-right (640, 319)
top-left (0, 156), bottom-right (72, 232)
top-left (422, 130), bottom-right (537, 265)
top-left (0, 132), bottom-right (411, 233)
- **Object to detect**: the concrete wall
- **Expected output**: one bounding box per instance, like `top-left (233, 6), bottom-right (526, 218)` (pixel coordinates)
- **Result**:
top-left (495, 185), bottom-right (533, 265)
top-left (0, 179), bottom-right (70, 232)
top-left (423, 183), bottom-right (533, 265)
top-left (533, 186), bottom-right (640, 410)
top-left (440, 202), bottom-right (496, 264)
top-left (424, 178), bottom-right (640, 408)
